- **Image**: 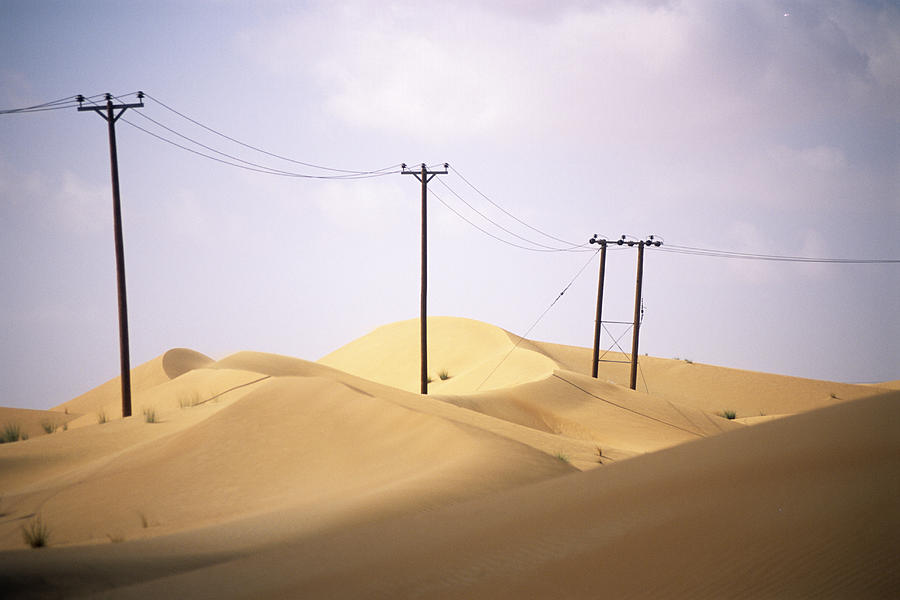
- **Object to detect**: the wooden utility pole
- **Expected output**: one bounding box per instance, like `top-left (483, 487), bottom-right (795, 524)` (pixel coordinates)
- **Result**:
top-left (77, 92), bottom-right (144, 418)
top-left (588, 235), bottom-right (608, 378)
top-left (401, 162), bottom-right (448, 394)
top-left (629, 241), bottom-right (645, 390)
top-left (627, 235), bottom-right (662, 390)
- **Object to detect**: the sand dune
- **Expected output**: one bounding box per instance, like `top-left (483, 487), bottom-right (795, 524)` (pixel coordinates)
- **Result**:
top-left (0, 407), bottom-right (77, 442)
top-left (65, 391), bottom-right (895, 600)
top-left (320, 316), bottom-right (559, 393)
top-left (324, 317), bottom-right (878, 418)
top-left (0, 317), bottom-right (896, 598)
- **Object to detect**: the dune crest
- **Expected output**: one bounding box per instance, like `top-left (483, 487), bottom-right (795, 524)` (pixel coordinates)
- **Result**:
top-left (53, 348), bottom-right (214, 418)
top-left (319, 316), bottom-right (559, 393)
top-left (160, 348), bottom-right (215, 379)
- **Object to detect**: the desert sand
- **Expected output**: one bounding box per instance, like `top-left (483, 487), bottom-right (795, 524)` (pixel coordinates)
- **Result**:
top-left (0, 316), bottom-right (897, 598)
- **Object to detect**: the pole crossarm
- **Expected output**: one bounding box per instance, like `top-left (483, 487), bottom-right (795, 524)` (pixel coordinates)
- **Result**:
top-left (402, 163), bottom-right (448, 395)
top-left (401, 163), bottom-right (448, 179)
top-left (77, 93), bottom-right (144, 122)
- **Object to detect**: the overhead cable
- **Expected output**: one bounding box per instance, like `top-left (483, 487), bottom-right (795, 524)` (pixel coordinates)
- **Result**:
top-left (450, 165), bottom-right (585, 247)
top-left (430, 188), bottom-right (592, 253)
top-left (476, 248), bottom-right (600, 391)
top-left (142, 92), bottom-right (397, 176)
top-left (436, 179), bottom-right (587, 252)
top-left (0, 95), bottom-right (85, 115)
top-left (661, 244), bottom-right (900, 264)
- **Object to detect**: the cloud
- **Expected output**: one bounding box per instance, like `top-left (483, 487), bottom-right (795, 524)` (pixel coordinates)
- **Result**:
top-left (797, 145), bottom-right (847, 171)
top-left (0, 163), bottom-right (108, 236)
top-left (313, 177), bottom-right (410, 234)
top-left (238, 0), bottom-right (898, 155)
top-left (53, 171), bottom-right (108, 235)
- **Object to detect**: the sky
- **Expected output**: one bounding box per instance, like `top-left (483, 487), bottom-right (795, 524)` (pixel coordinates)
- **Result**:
top-left (1, 0), bottom-right (898, 410)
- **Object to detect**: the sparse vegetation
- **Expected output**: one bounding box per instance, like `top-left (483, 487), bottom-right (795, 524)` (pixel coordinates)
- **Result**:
top-left (143, 407), bottom-right (158, 423)
top-left (138, 512), bottom-right (150, 529)
top-left (22, 515), bottom-right (50, 548)
top-left (179, 390), bottom-right (202, 408)
top-left (830, 392), bottom-right (839, 399)
top-left (426, 376), bottom-right (433, 384)
top-left (722, 409), bottom-right (737, 420)
top-left (1, 423), bottom-right (22, 443)
top-left (41, 421), bottom-right (56, 434)
top-left (554, 452), bottom-right (570, 464)
top-left (438, 369), bottom-right (451, 381)
top-left (684, 358), bottom-right (694, 364)
top-left (97, 410), bottom-right (108, 424)
top-left (595, 446), bottom-right (604, 464)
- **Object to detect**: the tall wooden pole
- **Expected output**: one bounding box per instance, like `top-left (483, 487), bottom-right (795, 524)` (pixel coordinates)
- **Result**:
top-left (591, 239), bottom-right (608, 378)
top-left (402, 163), bottom-right (447, 394)
top-left (105, 98), bottom-right (132, 417)
top-left (419, 163), bottom-right (428, 395)
top-left (629, 241), bottom-right (645, 390)
top-left (78, 93), bottom-right (144, 418)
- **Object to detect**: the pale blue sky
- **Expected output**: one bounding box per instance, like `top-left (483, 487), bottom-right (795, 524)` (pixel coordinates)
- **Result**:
top-left (1, 0), bottom-right (898, 409)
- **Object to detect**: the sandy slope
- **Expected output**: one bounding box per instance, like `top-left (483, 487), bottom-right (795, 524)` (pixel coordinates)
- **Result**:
top-left (0, 317), bottom-right (896, 598)
top-left (0, 407), bottom-right (78, 441)
top-left (324, 317), bottom-right (879, 418)
top-left (319, 317), bottom-right (559, 393)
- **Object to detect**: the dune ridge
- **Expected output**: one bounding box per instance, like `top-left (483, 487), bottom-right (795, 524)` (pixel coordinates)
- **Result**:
top-left (0, 316), bottom-right (895, 598)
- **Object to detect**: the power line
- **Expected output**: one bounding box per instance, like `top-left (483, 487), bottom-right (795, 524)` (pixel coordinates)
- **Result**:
top-left (78, 92), bottom-right (402, 180)
top-left (551, 373), bottom-right (703, 437)
top-left (126, 110), bottom-right (397, 180)
top-left (117, 114), bottom-right (399, 180)
top-left (436, 179), bottom-right (587, 252)
top-left (450, 165), bottom-right (586, 247)
top-left (476, 248), bottom-right (600, 391)
top-left (0, 97), bottom-right (79, 114)
top-left (0, 94), bottom-right (116, 115)
top-left (142, 92), bottom-right (397, 176)
top-left (430, 188), bottom-right (592, 253)
top-left (661, 244), bottom-right (900, 264)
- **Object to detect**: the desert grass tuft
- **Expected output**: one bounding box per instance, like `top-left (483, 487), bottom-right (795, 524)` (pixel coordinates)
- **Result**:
top-left (438, 369), bottom-right (451, 381)
top-left (595, 446), bottom-right (604, 464)
top-left (554, 452), bottom-right (570, 464)
top-left (178, 390), bottom-right (202, 408)
top-left (721, 409), bottom-right (737, 420)
top-left (138, 511), bottom-right (150, 529)
top-left (41, 421), bottom-right (56, 434)
top-left (22, 515), bottom-right (50, 548)
top-left (1, 423), bottom-right (22, 443)
top-left (142, 407), bottom-right (158, 423)
top-left (97, 410), bottom-right (108, 424)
